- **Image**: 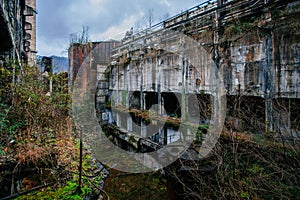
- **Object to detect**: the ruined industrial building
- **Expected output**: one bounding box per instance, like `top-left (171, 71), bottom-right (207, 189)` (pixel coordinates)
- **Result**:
top-left (0, 0), bottom-right (299, 199)
top-left (70, 0), bottom-right (300, 149)
top-left (69, 1), bottom-right (300, 197)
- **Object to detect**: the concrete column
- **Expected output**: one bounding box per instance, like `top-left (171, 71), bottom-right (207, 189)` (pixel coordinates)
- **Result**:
top-left (265, 37), bottom-right (274, 132)
top-left (143, 93), bottom-right (146, 110)
top-left (157, 55), bottom-right (162, 115)
top-left (126, 64), bottom-right (130, 109)
top-left (127, 117), bottom-right (132, 132)
top-left (116, 65), bottom-right (120, 105)
top-left (164, 127), bottom-right (168, 145)
top-left (181, 36), bottom-right (187, 121)
top-left (140, 59), bottom-right (144, 110)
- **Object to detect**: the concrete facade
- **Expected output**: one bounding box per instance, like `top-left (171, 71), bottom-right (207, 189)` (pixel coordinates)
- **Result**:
top-left (104, 0), bottom-right (300, 141)
top-left (24, 0), bottom-right (37, 65)
top-left (0, 0), bottom-right (37, 66)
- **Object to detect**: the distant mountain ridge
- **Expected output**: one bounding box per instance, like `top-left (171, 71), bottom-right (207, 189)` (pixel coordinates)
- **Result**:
top-left (37, 55), bottom-right (68, 73)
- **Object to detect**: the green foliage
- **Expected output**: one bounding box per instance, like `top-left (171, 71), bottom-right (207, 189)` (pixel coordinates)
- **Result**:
top-left (0, 62), bottom-right (20, 103)
top-left (195, 124), bottom-right (209, 142)
top-left (240, 191), bottom-right (250, 199)
top-left (16, 152), bottom-right (102, 200)
top-left (0, 102), bottom-right (25, 155)
top-left (0, 103), bottom-right (10, 132)
top-left (105, 171), bottom-right (166, 200)
top-left (16, 66), bottom-right (70, 129)
top-left (246, 163), bottom-right (264, 174)
top-left (122, 90), bottom-right (127, 106)
top-left (104, 66), bottom-right (111, 80)
top-left (16, 180), bottom-right (81, 200)
top-left (0, 62), bottom-right (105, 199)
top-left (128, 135), bottom-right (137, 144)
top-left (0, 63), bottom-right (73, 166)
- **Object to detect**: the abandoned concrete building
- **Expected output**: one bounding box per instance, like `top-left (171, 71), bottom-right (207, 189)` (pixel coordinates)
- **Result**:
top-left (69, 0), bottom-right (300, 162)
top-left (68, 1), bottom-right (300, 197)
top-left (0, 0), bottom-right (37, 66)
top-left (98, 0), bottom-right (299, 147)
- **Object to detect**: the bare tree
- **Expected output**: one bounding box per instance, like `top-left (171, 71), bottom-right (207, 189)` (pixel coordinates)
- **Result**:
top-left (160, 12), bottom-right (170, 21)
top-left (134, 8), bottom-right (156, 32)
top-left (144, 8), bottom-right (155, 28)
top-left (134, 21), bottom-right (143, 34)
top-left (69, 26), bottom-right (90, 44)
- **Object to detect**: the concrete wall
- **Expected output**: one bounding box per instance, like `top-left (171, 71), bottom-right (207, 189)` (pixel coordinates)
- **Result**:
top-left (24, 0), bottom-right (37, 65)
top-left (106, 0), bottom-right (300, 139)
top-left (0, 0), bottom-right (37, 65)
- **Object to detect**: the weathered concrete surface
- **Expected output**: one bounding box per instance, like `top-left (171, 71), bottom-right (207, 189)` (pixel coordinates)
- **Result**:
top-left (111, 0), bottom-right (300, 98)
top-left (105, 0), bottom-right (300, 139)
top-left (24, 0), bottom-right (37, 65)
top-left (68, 41), bottom-right (120, 91)
top-left (67, 0), bottom-right (300, 150)
top-left (0, 0), bottom-right (37, 65)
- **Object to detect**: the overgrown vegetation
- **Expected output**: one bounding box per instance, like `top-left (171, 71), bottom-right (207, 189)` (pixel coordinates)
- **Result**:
top-left (166, 136), bottom-right (300, 199)
top-left (0, 64), bottom-right (104, 199)
top-left (104, 169), bottom-right (166, 200)
top-left (0, 64), bottom-right (72, 165)
top-left (15, 152), bottom-right (106, 200)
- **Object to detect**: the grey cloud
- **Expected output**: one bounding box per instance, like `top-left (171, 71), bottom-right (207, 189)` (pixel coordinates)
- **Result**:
top-left (37, 0), bottom-right (200, 56)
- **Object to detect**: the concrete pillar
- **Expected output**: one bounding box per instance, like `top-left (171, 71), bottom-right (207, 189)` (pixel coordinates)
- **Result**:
top-left (265, 37), bottom-right (274, 132)
top-left (126, 65), bottom-right (130, 109)
top-left (143, 93), bottom-right (146, 110)
top-left (217, 0), bottom-right (223, 7)
top-left (157, 55), bottom-right (162, 115)
top-left (164, 127), bottom-right (168, 145)
top-left (127, 117), bottom-right (132, 132)
top-left (140, 59), bottom-right (144, 110)
top-left (181, 36), bottom-right (187, 121)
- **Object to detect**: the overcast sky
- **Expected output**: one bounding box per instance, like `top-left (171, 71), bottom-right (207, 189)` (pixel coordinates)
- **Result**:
top-left (36, 0), bottom-right (204, 57)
